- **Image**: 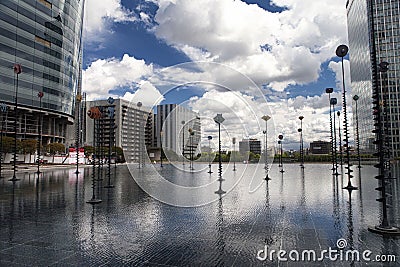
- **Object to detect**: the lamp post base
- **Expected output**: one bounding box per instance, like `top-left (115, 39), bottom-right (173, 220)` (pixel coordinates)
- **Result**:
top-left (368, 225), bottom-right (400, 236)
top-left (104, 185), bottom-right (115, 189)
top-left (215, 189), bottom-right (226, 195)
top-left (343, 184), bottom-right (358, 190)
top-left (280, 169), bottom-right (285, 173)
top-left (9, 177), bottom-right (20, 182)
top-left (264, 174), bottom-right (271, 181)
top-left (86, 199), bottom-right (102, 204)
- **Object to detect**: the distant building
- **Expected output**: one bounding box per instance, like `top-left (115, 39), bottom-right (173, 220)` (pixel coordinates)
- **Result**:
top-left (156, 104), bottom-right (201, 160)
top-left (86, 99), bottom-right (153, 163)
top-left (239, 139), bottom-right (261, 155)
top-left (309, 141), bottom-right (330, 155)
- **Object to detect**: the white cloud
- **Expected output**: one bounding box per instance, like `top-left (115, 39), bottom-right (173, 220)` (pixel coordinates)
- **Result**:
top-left (82, 54), bottom-right (154, 100)
top-left (83, 0), bottom-right (136, 44)
top-left (187, 89), bottom-right (353, 150)
top-left (149, 0), bottom-right (348, 91)
top-left (122, 81), bottom-right (165, 107)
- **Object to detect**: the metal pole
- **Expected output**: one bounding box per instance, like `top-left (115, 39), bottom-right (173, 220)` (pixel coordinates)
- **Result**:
top-left (353, 95), bottom-right (361, 169)
top-left (262, 115), bottom-right (271, 180)
top-left (181, 121), bottom-right (185, 166)
top-left (75, 94), bottom-right (81, 174)
top-left (336, 45), bottom-right (357, 190)
top-left (0, 104), bottom-right (6, 179)
top-left (10, 64), bottom-right (21, 182)
top-left (160, 131), bottom-right (163, 168)
top-left (326, 88), bottom-right (335, 174)
top-left (208, 136), bottom-right (213, 174)
top-left (337, 111), bottom-right (344, 169)
top-left (37, 93), bottom-right (43, 174)
top-left (331, 99), bottom-right (339, 176)
top-left (232, 137), bottom-right (236, 171)
top-left (278, 134), bottom-right (284, 173)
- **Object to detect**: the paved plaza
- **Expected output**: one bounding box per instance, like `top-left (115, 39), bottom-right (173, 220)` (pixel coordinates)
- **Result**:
top-left (0, 163), bottom-right (399, 266)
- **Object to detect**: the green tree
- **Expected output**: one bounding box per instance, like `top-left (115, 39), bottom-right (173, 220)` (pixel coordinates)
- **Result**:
top-left (20, 139), bottom-right (37, 154)
top-left (46, 143), bottom-right (65, 155)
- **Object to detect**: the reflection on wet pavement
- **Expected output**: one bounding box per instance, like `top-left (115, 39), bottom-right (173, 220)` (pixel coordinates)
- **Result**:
top-left (0, 163), bottom-right (399, 266)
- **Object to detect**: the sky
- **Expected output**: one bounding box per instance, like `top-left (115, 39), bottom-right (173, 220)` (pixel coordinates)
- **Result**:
top-left (81, 0), bottom-right (354, 150)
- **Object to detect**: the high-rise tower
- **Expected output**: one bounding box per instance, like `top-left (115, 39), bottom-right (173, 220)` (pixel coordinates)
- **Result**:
top-left (0, 0), bottom-right (85, 144)
top-left (347, 0), bottom-right (400, 158)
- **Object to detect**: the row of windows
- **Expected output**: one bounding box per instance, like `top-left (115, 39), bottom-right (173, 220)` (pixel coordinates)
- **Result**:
top-left (0, 42), bottom-right (63, 75)
top-left (0, 8), bottom-right (63, 48)
top-left (0, 73), bottom-right (71, 98)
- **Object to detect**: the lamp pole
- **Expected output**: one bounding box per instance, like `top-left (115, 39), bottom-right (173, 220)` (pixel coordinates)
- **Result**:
top-left (337, 111), bottom-right (344, 169)
top-left (75, 94), bottom-right (82, 174)
top-left (331, 97), bottom-right (339, 176)
top-left (10, 64), bottom-right (22, 182)
top-left (104, 97), bottom-right (115, 189)
top-left (214, 114), bottom-right (225, 194)
top-left (298, 116), bottom-right (304, 168)
top-left (336, 45), bottom-right (357, 190)
top-left (232, 137), bottom-right (236, 171)
top-left (87, 106), bottom-right (102, 204)
top-left (262, 115), bottom-right (271, 180)
top-left (137, 102), bottom-right (142, 169)
top-left (278, 134), bottom-right (284, 173)
top-left (326, 87), bottom-right (335, 174)
top-left (0, 103), bottom-right (8, 179)
top-left (353, 95), bottom-right (361, 169)
top-left (36, 92), bottom-right (44, 174)
top-left (160, 131), bottom-right (163, 168)
top-left (181, 120), bottom-right (186, 166)
top-left (188, 128), bottom-right (194, 171)
top-left (208, 135), bottom-right (213, 174)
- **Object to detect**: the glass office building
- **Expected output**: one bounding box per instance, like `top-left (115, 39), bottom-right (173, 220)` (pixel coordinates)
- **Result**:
top-left (0, 0), bottom-right (85, 144)
top-left (347, 0), bottom-right (400, 158)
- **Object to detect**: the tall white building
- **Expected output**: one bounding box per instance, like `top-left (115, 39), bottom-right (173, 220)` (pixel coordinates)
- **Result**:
top-left (156, 104), bottom-right (201, 160)
top-left (86, 99), bottom-right (153, 163)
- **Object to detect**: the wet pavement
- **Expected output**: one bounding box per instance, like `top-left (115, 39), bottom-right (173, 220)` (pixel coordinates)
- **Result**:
top-left (0, 162), bottom-right (399, 266)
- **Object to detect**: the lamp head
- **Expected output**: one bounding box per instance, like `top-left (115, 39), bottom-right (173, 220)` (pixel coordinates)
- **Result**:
top-left (325, 87), bottom-right (333, 94)
top-left (336, 44), bottom-right (349, 57)
top-left (330, 98), bottom-right (338, 105)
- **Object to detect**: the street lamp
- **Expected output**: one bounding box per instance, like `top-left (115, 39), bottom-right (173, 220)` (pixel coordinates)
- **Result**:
top-left (214, 113), bottom-right (225, 194)
top-left (326, 87), bottom-right (335, 174)
top-left (232, 137), bottom-right (236, 171)
top-left (336, 44), bottom-right (357, 190)
top-left (137, 102), bottom-right (142, 169)
top-left (188, 128), bottom-right (194, 171)
top-left (298, 116), bottom-right (304, 168)
top-left (160, 131), bottom-right (164, 168)
top-left (10, 63), bottom-right (22, 182)
top-left (353, 95), bottom-right (361, 169)
top-left (207, 135), bottom-right (213, 174)
top-left (278, 134), bottom-right (284, 173)
top-left (75, 94), bottom-right (82, 175)
top-left (262, 115), bottom-right (271, 180)
top-left (330, 97), bottom-right (339, 176)
top-left (87, 106), bottom-right (102, 204)
top-left (336, 111), bottom-right (344, 169)
top-left (0, 103), bottom-right (8, 179)
top-left (104, 97), bottom-right (115, 189)
top-left (181, 120), bottom-right (185, 166)
top-left (36, 91), bottom-right (44, 174)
